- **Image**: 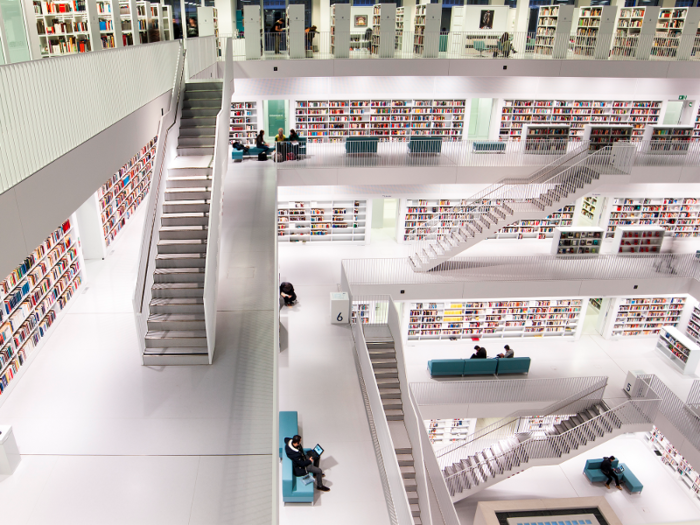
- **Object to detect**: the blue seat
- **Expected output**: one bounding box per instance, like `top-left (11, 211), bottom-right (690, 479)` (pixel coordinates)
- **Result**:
top-left (473, 141), bottom-right (506, 153)
top-left (345, 136), bottom-right (378, 154)
top-left (474, 40), bottom-right (486, 57)
top-left (279, 411), bottom-right (314, 503)
top-left (496, 357), bottom-right (531, 375)
top-left (231, 150), bottom-right (243, 161)
top-left (428, 359), bottom-right (465, 377)
top-left (408, 136), bottom-right (442, 155)
top-left (584, 458), bottom-right (642, 492)
top-left (247, 146), bottom-right (276, 157)
top-left (463, 358), bottom-right (498, 376)
top-left (620, 463), bottom-right (643, 493)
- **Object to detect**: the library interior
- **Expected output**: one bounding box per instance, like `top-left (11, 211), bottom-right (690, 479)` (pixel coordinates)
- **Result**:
top-left (4, 1), bottom-right (700, 525)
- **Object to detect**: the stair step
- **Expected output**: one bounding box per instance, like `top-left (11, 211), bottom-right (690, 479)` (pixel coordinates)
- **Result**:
top-left (371, 357), bottom-right (398, 368)
top-left (177, 146), bottom-right (215, 156)
top-left (178, 125), bottom-right (216, 137)
top-left (380, 388), bottom-right (402, 399)
top-left (411, 504), bottom-right (420, 517)
top-left (182, 108), bottom-right (219, 118)
top-left (155, 253), bottom-right (206, 268)
top-left (368, 349), bottom-right (395, 359)
top-left (185, 81), bottom-right (223, 91)
top-left (401, 465), bottom-right (416, 479)
top-left (167, 175), bottom-right (212, 189)
top-left (177, 136), bottom-right (216, 148)
top-left (180, 116), bottom-right (217, 126)
top-left (382, 399), bottom-right (403, 410)
top-left (154, 267), bottom-right (205, 283)
top-left (183, 98), bottom-right (221, 109)
top-left (145, 330), bottom-right (207, 348)
top-left (366, 341), bottom-right (395, 349)
top-left (376, 378), bottom-right (400, 388)
top-left (150, 298), bottom-right (204, 314)
top-left (413, 517), bottom-right (422, 525)
top-left (158, 239), bottom-right (207, 254)
top-left (161, 212), bottom-right (210, 227)
top-left (385, 409), bottom-right (404, 421)
top-left (403, 478), bottom-right (417, 490)
top-left (406, 491), bottom-right (419, 504)
top-left (162, 200), bottom-right (211, 214)
top-left (165, 188), bottom-right (212, 201)
top-left (373, 367), bottom-right (399, 378)
top-left (152, 282), bottom-right (204, 298)
top-left (396, 453), bottom-right (414, 467)
top-left (159, 225), bottom-right (208, 240)
top-left (147, 313), bottom-right (206, 331)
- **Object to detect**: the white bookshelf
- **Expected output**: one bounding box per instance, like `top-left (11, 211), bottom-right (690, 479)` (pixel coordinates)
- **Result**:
top-left (604, 197), bottom-right (700, 238)
top-left (656, 326), bottom-right (700, 375)
top-left (551, 227), bottom-right (604, 255)
top-left (395, 6), bottom-right (404, 52)
top-left (286, 4), bottom-right (305, 58)
top-left (686, 304), bottom-right (700, 345)
top-left (580, 196), bottom-right (599, 222)
top-left (0, 218), bottom-right (84, 398)
top-left (522, 124), bottom-right (570, 154)
top-left (612, 7), bottom-right (646, 58)
top-left (606, 295), bottom-right (686, 338)
top-left (119, 0), bottom-right (137, 45)
top-left (371, 3), bottom-right (396, 58)
top-left (149, 3), bottom-right (162, 41)
top-left (230, 102), bottom-right (258, 142)
top-left (652, 7), bottom-right (687, 59)
top-left (331, 4), bottom-right (351, 58)
top-left (407, 298), bottom-right (584, 341)
top-left (582, 124), bottom-right (633, 152)
top-left (614, 225), bottom-right (664, 253)
top-left (499, 99), bottom-right (662, 140)
top-left (162, 5), bottom-right (172, 40)
top-left (425, 418), bottom-right (476, 445)
top-left (573, 6), bottom-right (603, 57)
top-left (351, 299), bottom-right (386, 324)
top-left (294, 98), bottom-right (465, 143)
top-left (642, 125), bottom-right (693, 154)
top-left (413, 3), bottom-right (440, 58)
top-left (32, 0), bottom-right (94, 56)
top-left (278, 200), bottom-right (369, 244)
top-left (534, 5), bottom-right (573, 58)
top-left (96, 0), bottom-right (122, 48)
top-left (134, 0), bottom-right (150, 43)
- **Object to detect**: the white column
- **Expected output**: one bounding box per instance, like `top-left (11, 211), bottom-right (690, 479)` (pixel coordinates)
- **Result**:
top-left (332, 4), bottom-right (351, 58)
top-left (635, 6), bottom-right (659, 60)
top-left (513, 0), bottom-right (529, 35)
top-left (287, 4), bottom-right (305, 58)
top-left (244, 5), bottom-right (262, 59)
top-left (552, 5), bottom-right (574, 59)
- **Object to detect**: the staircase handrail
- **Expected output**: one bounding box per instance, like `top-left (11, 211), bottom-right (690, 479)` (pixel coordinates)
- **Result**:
top-left (132, 42), bottom-right (187, 352)
top-left (443, 397), bottom-right (660, 495)
top-left (436, 376), bottom-right (608, 467)
top-left (202, 37), bottom-right (233, 363)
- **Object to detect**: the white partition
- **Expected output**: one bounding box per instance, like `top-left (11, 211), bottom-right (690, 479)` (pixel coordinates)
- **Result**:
top-left (244, 5), bottom-right (262, 59)
top-left (635, 6), bottom-right (660, 60)
top-left (331, 4), bottom-right (351, 58)
top-left (286, 4), bottom-right (305, 58)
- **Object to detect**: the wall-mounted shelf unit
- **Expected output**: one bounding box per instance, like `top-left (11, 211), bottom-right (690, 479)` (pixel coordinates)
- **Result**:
top-left (605, 197), bottom-right (700, 238)
top-left (407, 298), bottom-right (584, 341)
top-left (534, 5), bottom-right (574, 58)
top-left (413, 3), bottom-right (440, 57)
top-left (642, 125), bottom-right (693, 154)
top-left (582, 124), bottom-right (633, 152)
top-left (230, 102), bottom-right (258, 142)
top-left (656, 326), bottom-right (700, 375)
top-left (522, 124), bottom-right (570, 154)
top-left (294, 99), bottom-right (465, 143)
top-left (551, 227), bottom-right (603, 255)
top-left (614, 225), bottom-right (664, 253)
top-left (686, 304), bottom-right (700, 345)
top-left (612, 7), bottom-right (646, 58)
top-left (607, 295), bottom-right (686, 338)
top-left (580, 196), bottom-right (599, 222)
top-left (277, 200), bottom-right (369, 244)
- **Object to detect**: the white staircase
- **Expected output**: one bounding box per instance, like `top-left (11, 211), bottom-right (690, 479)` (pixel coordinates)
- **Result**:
top-left (442, 399), bottom-right (655, 502)
top-left (409, 144), bottom-right (634, 272)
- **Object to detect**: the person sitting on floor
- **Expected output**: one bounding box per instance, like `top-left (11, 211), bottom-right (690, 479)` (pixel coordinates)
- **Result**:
top-left (280, 282), bottom-right (297, 307)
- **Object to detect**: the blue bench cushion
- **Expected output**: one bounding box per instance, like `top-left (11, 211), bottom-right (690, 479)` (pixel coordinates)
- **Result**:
top-left (463, 358), bottom-right (498, 376)
top-left (282, 450), bottom-right (315, 502)
top-left (584, 458), bottom-right (621, 484)
top-left (279, 411), bottom-right (298, 458)
top-left (620, 463), bottom-right (643, 493)
top-left (408, 137), bottom-right (442, 154)
top-left (428, 359), bottom-right (465, 377)
top-left (496, 357), bottom-right (531, 375)
top-left (232, 150), bottom-right (244, 160)
top-left (473, 141), bottom-right (506, 153)
top-left (346, 136), bottom-right (378, 154)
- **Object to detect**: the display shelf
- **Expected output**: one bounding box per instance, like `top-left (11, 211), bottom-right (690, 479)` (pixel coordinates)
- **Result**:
top-left (0, 218), bottom-right (83, 397)
top-left (610, 295), bottom-right (685, 337)
top-left (330, 4), bottom-right (351, 58)
top-left (412, 3), bottom-right (439, 57)
top-left (656, 325), bottom-right (700, 375)
top-left (230, 101), bottom-right (258, 142)
top-left (97, 136), bottom-right (156, 246)
top-left (572, 7), bottom-right (602, 57)
top-left (612, 7), bottom-right (646, 58)
top-left (371, 3), bottom-right (396, 58)
top-left (119, 1), bottom-right (135, 45)
top-left (648, 426), bottom-right (700, 500)
top-left (534, 5), bottom-right (560, 56)
top-left (400, 199), bottom-right (575, 242)
top-left (522, 124), bottom-right (570, 154)
top-left (581, 196), bottom-right (599, 221)
top-left (614, 225), bottom-right (664, 253)
top-left (582, 124), bottom-right (633, 152)
top-left (134, 1), bottom-right (150, 43)
top-left (395, 6), bottom-right (404, 51)
top-left (551, 227), bottom-right (603, 255)
top-left (499, 99), bottom-right (662, 140)
top-left (278, 200), bottom-right (368, 244)
top-left (605, 197), bottom-right (700, 238)
top-left (686, 304), bottom-right (700, 345)
top-left (652, 7), bottom-right (686, 58)
top-left (294, 99), bottom-right (465, 143)
top-left (408, 298), bottom-right (584, 341)
top-left (589, 298), bottom-right (602, 310)
top-left (33, 0), bottom-right (93, 56)
top-left (425, 418), bottom-right (475, 445)
top-left (642, 125), bottom-right (693, 154)
top-left (96, 0), bottom-right (122, 49)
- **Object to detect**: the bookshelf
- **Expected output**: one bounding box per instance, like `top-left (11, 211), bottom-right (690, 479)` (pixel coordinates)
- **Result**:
top-left (648, 426), bottom-right (700, 499)
top-left (608, 295), bottom-right (685, 337)
top-left (407, 298), bottom-right (584, 341)
top-left (580, 196), bottom-right (599, 222)
top-left (534, 5), bottom-right (573, 58)
top-left (230, 102), bottom-right (258, 142)
top-left (499, 99), bottom-right (662, 140)
top-left (119, 1), bottom-right (136, 45)
top-left (522, 124), bottom-right (570, 154)
top-left (371, 3), bottom-right (396, 58)
top-left (135, 1), bottom-right (150, 43)
top-left (573, 6), bottom-right (603, 57)
top-left (687, 304), bottom-right (700, 345)
top-left (551, 227), bottom-right (603, 255)
top-left (612, 7), bottom-right (646, 58)
top-left (286, 4), bottom-right (305, 58)
top-left (149, 3), bottom-right (161, 40)
top-left (582, 124), bottom-right (633, 152)
top-left (652, 7), bottom-right (687, 58)
top-left (395, 6), bottom-right (404, 52)
top-left (0, 218), bottom-right (84, 399)
top-left (614, 225), bottom-right (664, 253)
top-left (656, 326), bottom-right (700, 375)
top-left (694, 105), bottom-right (700, 139)
top-left (351, 299), bottom-right (386, 324)
top-left (33, 0), bottom-right (93, 56)
top-left (277, 200), bottom-right (369, 244)
top-left (425, 418), bottom-right (475, 446)
top-left (96, 0), bottom-right (122, 49)
top-left (517, 415), bottom-right (570, 434)
top-left (294, 98), bottom-right (465, 143)
top-left (399, 199), bottom-right (575, 242)
top-left (331, 4), bottom-right (351, 58)
top-left (161, 4), bottom-right (172, 40)
top-left (642, 125), bottom-right (693, 154)
top-left (413, 3), bottom-right (440, 58)
top-left (604, 197), bottom-right (700, 238)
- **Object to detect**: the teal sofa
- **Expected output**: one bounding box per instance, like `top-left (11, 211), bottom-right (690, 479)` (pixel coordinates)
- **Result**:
top-left (495, 357), bottom-right (531, 375)
top-left (408, 136), bottom-right (442, 155)
top-left (584, 458), bottom-right (643, 493)
top-left (279, 411), bottom-right (314, 503)
top-left (473, 141), bottom-right (506, 153)
top-left (464, 359), bottom-right (498, 376)
top-left (346, 136), bottom-right (379, 154)
top-left (428, 359), bottom-right (464, 376)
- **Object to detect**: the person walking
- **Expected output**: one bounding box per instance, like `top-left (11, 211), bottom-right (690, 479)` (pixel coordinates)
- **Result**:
top-left (284, 435), bottom-right (330, 492)
top-left (601, 456), bottom-right (623, 490)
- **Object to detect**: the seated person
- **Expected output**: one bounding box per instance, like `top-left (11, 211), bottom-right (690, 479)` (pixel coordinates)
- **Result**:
top-left (256, 130), bottom-right (273, 154)
top-left (275, 128), bottom-right (288, 159)
top-left (601, 456), bottom-right (623, 490)
top-left (231, 140), bottom-right (250, 154)
top-left (470, 345), bottom-right (487, 359)
top-left (497, 345), bottom-right (514, 358)
top-left (284, 434), bottom-right (330, 492)
top-left (280, 282), bottom-right (297, 306)
top-left (289, 129), bottom-right (300, 142)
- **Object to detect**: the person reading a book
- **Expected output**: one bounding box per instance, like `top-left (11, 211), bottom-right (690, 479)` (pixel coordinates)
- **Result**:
top-left (284, 435), bottom-right (330, 492)
top-left (497, 345), bottom-right (514, 358)
top-left (256, 130), bottom-right (272, 154)
top-left (470, 346), bottom-right (487, 359)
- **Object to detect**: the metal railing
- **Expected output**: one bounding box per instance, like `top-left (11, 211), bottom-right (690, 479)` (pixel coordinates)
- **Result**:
top-left (633, 140), bottom-right (700, 167)
top-left (686, 380), bottom-right (700, 407)
top-left (185, 36), bottom-right (217, 79)
top-left (233, 30), bottom-right (700, 63)
top-left (341, 253), bottom-right (700, 287)
top-left (202, 37), bottom-right (233, 363)
top-left (132, 42), bottom-right (186, 355)
top-left (0, 40), bottom-right (181, 196)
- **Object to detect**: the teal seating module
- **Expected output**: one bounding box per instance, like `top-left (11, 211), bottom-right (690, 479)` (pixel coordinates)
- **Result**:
top-left (428, 359), bottom-right (464, 377)
top-left (279, 411), bottom-right (314, 503)
top-left (620, 464), bottom-right (643, 493)
top-left (463, 359), bottom-right (498, 376)
top-left (473, 141), bottom-right (506, 153)
top-left (279, 411), bottom-right (298, 458)
top-left (346, 136), bottom-right (379, 154)
top-left (584, 458), bottom-right (642, 492)
top-left (495, 357), bottom-right (531, 375)
top-left (408, 136), bottom-right (442, 154)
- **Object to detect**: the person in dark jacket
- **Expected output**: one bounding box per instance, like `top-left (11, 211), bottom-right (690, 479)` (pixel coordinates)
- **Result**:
top-left (470, 345), bottom-right (487, 359)
top-left (284, 435), bottom-right (330, 491)
top-left (280, 282), bottom-right (297, 306)
top-left (497, 345), bottom-right (514, 358)
top-left (256, 130), bottom-right (272, 154)
top-left (601, 456), bottom-right (622, 490)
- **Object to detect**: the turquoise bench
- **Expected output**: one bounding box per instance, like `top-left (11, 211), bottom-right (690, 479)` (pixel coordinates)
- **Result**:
top-left (495, 357), bottom-right (531, 375)
top-left (584, 458), bottom-right (643, 493)
top-left (279, 411), bottom-right (314, 503)
top-left (346, 136), bottom-right (378, 154)
top-left (408, 136), bottom-right (442, 155)
top-left (464, 358), bottom-right (498, 376)
top-left (428, 359), bottom-right (464, 376)
top-left (473, 141), bottom-right (506, 153)
top-left (231, 150), bottom-right (243, 161)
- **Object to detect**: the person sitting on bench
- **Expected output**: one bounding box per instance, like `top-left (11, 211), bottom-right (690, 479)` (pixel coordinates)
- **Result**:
top-left (601, 456), bottom-right (623, 490)
top-left (497, 345), bottom-right (514, 358)
top-left (231, 140), bottom-right (250, 154)
top-left (256, 130), bottom-right (273, 154)
top-left (285, 434), bottom-right (330, 492)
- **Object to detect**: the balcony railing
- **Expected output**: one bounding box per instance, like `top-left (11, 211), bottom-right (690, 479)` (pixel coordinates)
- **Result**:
top-left (228, 30), bottom-right (700, 63)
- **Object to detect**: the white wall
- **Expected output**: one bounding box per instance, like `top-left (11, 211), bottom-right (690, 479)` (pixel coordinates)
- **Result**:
top-left (452, 5), bottom-right (509, 32)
